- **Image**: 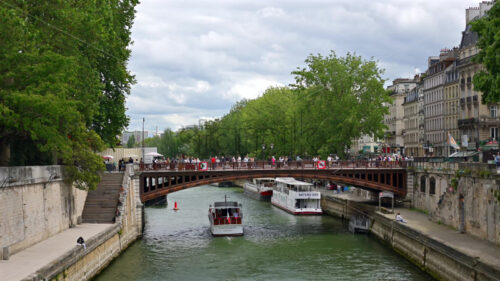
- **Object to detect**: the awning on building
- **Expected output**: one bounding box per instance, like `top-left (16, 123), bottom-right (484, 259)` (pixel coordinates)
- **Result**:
top-left (448, 151), bottom-right (479, 158)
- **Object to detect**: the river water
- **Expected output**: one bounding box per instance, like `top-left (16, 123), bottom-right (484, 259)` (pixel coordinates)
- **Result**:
top-left (95, 185), bottom-right (432, 281)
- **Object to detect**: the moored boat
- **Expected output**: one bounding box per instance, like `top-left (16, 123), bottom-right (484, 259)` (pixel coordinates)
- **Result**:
top-left (271, 177), bottom-right (322, 215)
top-left (243, 178), bottom-right (274, 201)
top-left (208, 197), bottom-right (243, 236)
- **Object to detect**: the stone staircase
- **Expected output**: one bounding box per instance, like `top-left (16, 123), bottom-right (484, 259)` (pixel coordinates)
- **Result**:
top-left (81, 173), bottom-right (124, 223)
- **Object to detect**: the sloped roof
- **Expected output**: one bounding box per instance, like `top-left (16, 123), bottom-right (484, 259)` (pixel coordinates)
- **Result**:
top-left (460, 24), bottom-right (478, 49)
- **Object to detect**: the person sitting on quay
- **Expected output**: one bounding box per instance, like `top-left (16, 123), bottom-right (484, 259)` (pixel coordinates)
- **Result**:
top-left (77, 236), bottom-right (86, 250)
top-left (395, 212), bottom-right (407, 224)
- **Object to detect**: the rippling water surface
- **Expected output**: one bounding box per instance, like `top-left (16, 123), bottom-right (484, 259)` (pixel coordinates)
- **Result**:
top-left (95, 185), bottom-right (433, 281)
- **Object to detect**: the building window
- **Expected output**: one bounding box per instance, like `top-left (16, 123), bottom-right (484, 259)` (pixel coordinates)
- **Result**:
top-left (420, 176), bottom-right (426, 193)
top-left (429, 177), bottom-right (436, 195)
top-left (490, 106), bottom-right (498, 118)
top-left (491, 127), bottom-right (498, 141)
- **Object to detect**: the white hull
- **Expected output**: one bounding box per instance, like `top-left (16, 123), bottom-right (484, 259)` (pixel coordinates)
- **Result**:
top-left (208, 200), bottom-right (243, 237)
top-left (243, 182), bottom-right (272, 201)
top-left (210, 224), bottom-right (244, 236)
top-left (271, 178), bottom-right (322, 215)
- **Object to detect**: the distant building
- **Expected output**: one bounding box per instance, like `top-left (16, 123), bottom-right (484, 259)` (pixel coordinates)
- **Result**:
top-left (121, 130), bottom-right (149, 146)
top-left (352, 134), bottom-right (379, 155)
top-left (384, 78), bottom-right (417, 155)
top-left (403, 75), bottom-right (425, 157)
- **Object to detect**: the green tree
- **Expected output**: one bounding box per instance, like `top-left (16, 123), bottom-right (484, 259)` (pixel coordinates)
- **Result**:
top-left (126, 135), bottom-right (136, 148)
top-left (0, 1), bottom-right (138, 189)
top-left (291, 51), bottom-right (390, 158)
top-left (472, 1), bottom-right (500, 103)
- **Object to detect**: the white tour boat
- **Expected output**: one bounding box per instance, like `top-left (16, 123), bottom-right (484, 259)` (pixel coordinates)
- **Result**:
top-left (208, 197), bottom-right (243, 236)
top-left (271, 177), bottom-right (322, 215)
top-left (243, 178), bottom-right (274, 201)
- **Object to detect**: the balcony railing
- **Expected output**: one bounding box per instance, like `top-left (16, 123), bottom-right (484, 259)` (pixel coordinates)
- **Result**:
top-left (479, 115), bottom-right (500, 124)
top-left (458, 118), bottom-right (478, 128)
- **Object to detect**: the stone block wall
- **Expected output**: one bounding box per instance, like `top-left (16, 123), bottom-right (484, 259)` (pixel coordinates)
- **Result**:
top-left (24, 164), bottom-right (143, 281)
top-left (370, 213), bottom-right (498, 281)
top-left (409, 162), bottom-right (500, 244)
top-left (0, 166), bottom-right (87, 259)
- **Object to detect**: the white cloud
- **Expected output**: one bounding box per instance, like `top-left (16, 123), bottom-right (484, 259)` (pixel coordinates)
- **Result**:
top-left (127, 0), bottom-right (487, 132)
top-left (227, 77), bottom-right (283, 100)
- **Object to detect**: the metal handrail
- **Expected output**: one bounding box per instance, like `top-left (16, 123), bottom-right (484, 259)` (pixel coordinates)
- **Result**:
top-left (138, 159), bottom-right (407, 171)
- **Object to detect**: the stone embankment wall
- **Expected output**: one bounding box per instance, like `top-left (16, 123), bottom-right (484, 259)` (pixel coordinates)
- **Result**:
top-left (409, 162), bottom-right (499, 244)
top-left (322, 196), bottom-right (500, 281)
top-left (0, 166), bottom-right (87, 259)
top-left (371, 213), bottom-right (499, 281)
top-left (25, 165), bottom-right (143, 281)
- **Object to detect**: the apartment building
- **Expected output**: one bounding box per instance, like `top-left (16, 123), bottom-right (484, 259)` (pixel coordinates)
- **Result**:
top-left (384, 78), bottom-right (417, 155)
top-left (444, 61), bottom-right (460, 156)
top-left (403, 76), bottom-right (425, 157)
top-left (423, 50), bottom-right (456, 156)
top-left (457, 2), bottom-right (498, 150)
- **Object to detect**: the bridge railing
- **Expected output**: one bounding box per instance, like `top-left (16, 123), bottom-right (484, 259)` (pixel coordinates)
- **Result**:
top-left (138, 160), bottom-right (407, 171)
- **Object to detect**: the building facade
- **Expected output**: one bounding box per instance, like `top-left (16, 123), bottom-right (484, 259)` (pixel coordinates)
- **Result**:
top-left (457, 2), bottom-right (497, 151)
top-left (384, 78), bottom-right (417, 155)
top-left (121, 131), bottom-right (149, 146)
top-left (423, 50), bottom-right (455, 157)
top-left (403, 77), bottom-right (425, 157)
top-left (444, 61), bottom-right (460, 156)
top-left (352, 134), bottom-right (379, 155)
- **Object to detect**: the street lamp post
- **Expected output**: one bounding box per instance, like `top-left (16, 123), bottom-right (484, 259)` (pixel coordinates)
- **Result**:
top-left (262, 144), bottom-right (266, 161)
top-left (142, 117), bottom-right (145, 164)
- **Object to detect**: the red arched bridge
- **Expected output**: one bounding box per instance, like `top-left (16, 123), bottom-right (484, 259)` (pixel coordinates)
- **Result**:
top-left (137, 160), bottom-right (408, 202)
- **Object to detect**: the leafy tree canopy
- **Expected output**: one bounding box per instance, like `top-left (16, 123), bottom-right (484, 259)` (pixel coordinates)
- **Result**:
top-left (126, 135), bottom-right (136, 148)
top-left (153, 51), bottom-right (389, 160)
top-left (0, 0), bottom-right (138, 190)
top-left (472, 1), bottom-right (500, 103)
top-left (290, 51), bottom-right (390, 157)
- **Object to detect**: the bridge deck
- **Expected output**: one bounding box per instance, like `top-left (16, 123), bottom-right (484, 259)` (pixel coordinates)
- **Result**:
top-left (137, 160), bottom-right (408, 202)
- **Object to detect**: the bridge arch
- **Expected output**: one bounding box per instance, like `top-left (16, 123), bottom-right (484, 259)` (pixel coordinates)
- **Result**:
top-left (138, 168), bottom-right (407, 203)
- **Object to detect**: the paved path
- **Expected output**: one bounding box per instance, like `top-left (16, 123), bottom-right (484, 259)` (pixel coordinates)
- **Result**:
top-left (0, 223), bottom-right (113, 281)
top-left (381, 208), bottom-right (500, 271)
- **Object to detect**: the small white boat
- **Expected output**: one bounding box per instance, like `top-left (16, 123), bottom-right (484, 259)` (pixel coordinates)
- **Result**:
top-left (271, 177), bottom-right (322, 215)
top-left (243, 178), bottom-right (274, 201)
top-left (208, 197), bottom-right (243, 236)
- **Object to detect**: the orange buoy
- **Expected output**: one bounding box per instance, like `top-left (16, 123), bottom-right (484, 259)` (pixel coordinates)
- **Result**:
top-left (173, 201), bottom-right (179, 211)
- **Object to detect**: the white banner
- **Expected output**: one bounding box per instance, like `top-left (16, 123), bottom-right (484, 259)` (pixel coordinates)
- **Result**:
top-left (296, 192), bottom-right (321, 199)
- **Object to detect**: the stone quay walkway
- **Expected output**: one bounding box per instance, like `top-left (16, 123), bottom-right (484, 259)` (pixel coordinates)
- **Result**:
top-left (380, 208), bottom-right (500, 271)
top-left (0, 223), bottom-right (113, 281)
top-left (323, 189), bottom-right (500, 272)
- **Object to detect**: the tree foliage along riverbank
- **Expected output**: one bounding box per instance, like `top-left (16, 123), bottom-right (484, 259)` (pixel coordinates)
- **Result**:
top-left (0, 1), bottom-right (138, 189)
top-left (472, 0), bottom-right (500, 104)
top-left (146, 52), bottom-right (391, 160)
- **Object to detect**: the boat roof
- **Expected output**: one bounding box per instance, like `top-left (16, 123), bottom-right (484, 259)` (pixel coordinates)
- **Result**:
top-left (275, 177), bottom-right (313, 186)
top-left (213, 201), bottom-right (239, 207)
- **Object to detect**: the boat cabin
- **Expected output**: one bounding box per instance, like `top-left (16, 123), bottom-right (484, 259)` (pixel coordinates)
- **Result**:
top-left (253, 178), bottom-right (275, 187)
top-left (210, 202), bottom-right (242, 225)
top-left (274, 177), bottom-right (321, 210)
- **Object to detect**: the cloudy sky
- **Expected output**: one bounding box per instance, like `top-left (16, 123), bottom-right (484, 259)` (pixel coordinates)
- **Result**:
top-left (126, 0), bottom-right (484, 133)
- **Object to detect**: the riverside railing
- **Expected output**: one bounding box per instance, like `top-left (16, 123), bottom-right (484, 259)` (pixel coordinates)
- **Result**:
top-left (138, 160), bottom-right (407, 171)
